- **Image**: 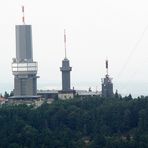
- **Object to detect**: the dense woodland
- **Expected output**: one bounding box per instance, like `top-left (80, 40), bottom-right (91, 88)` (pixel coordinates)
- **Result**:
top-left (1, 95), bottom-right (148, 147)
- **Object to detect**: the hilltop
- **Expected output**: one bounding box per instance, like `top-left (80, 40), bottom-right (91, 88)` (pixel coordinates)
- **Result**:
top-left (0, 95), bottom-right (148, 147)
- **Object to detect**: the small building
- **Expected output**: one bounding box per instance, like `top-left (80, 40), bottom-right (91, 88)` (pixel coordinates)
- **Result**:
top-left (0, 97), bottom-right (7, 105)
top-left (37, 90), bottom-right (58, 99)
top-left (58, 90), bottom-right (75, 100)
top-left (76, 90), bottom-right (101, 97)
top-left (8, 96), bottom-right (41, 106)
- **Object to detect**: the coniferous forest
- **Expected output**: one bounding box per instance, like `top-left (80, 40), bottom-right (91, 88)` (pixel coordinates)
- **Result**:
top-left (1, 96), bottom-right (148, 148)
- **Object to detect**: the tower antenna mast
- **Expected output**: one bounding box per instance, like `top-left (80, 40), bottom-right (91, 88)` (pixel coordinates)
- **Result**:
top-left (22, 6), bottom-right (25, 24)
top-left (106, 59), bottom-right (109, 75)
top-left (64, 29), bottom-right (67, 59)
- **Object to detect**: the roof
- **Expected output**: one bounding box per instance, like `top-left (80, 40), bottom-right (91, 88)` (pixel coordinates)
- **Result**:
top-left (8, 95), bottom-right (40, 100)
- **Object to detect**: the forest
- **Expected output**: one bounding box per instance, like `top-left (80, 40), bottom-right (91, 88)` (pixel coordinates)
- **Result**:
top-left (0, 95), bottom-right (148, 148)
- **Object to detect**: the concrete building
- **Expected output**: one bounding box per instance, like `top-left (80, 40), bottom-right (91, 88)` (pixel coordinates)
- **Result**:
top-left (58, 30), bottom-right (75, 100)
top-left (37, 90), bottom-right (58, 99)
top-left (11, 6), bottom-right (39, 99)
top-left (76, 90), bottom-right (101, 97)
top-left (0, 97), bottom-right (7, 105)
top-left (101, 60), bottom-right (114, 98)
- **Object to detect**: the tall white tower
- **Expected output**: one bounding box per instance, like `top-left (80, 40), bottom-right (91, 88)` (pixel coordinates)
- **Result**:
top-left (58, 30), bottom-right (75, 100)
top-left (11, 6), bottom-right (39, 98)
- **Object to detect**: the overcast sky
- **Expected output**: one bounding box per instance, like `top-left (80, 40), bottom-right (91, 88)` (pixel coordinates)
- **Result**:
top-left (0, 0), bottom-right (148, 96)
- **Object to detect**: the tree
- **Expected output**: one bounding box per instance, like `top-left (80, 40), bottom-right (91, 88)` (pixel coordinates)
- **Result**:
top-left (4, 91), bottom-right (9, 99)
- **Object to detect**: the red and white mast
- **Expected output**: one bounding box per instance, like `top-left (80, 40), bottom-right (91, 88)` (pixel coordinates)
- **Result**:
top-left (64, 29), bottom-right (67, 59)
top-left (22, 6), bottom-right (25, 24)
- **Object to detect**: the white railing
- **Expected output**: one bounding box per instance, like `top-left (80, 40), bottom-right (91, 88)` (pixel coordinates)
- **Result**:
top-left (12, 62), bottom-right (38, 72)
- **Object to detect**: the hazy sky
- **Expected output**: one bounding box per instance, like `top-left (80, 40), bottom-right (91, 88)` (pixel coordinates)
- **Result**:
top-left (0, 0), bottom-right (148, 96)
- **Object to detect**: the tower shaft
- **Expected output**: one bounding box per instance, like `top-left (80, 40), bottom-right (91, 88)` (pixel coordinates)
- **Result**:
top-left (12, 25), bottom-right (38, 96)
top-left (60, 59), bottom-right (72, 91)
top-left (16, 25), bottom-right (33, 62)
top-left (101, 60), bottom-right (113, 98)
top-left (101, 77), bottom-right (113, 98)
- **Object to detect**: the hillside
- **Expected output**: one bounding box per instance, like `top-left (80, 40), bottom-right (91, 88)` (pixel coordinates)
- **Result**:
top-left (0, 96), bottom-right (148, 148)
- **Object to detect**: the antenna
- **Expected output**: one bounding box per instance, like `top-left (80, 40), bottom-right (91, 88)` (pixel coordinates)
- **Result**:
top-left (22, 6), bottom-right (25, 24)
top-left (64, 29), bottom-right (67, 58)
top-left (106, 59), bottom-right (108, 75)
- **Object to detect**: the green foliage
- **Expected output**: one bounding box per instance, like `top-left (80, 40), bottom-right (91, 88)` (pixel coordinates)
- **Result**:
top-left (4, 91), bottom-right (9, 98)
top-left (0, 96), bottom-right (148, 147)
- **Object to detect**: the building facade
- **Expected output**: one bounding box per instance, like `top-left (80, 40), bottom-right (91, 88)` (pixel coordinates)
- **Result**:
top-left (12, 25), bottom-right (38, 97)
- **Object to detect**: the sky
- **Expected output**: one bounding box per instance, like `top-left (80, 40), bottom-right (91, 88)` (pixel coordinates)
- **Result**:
top-left (0, 0), bottom-right (148, 97)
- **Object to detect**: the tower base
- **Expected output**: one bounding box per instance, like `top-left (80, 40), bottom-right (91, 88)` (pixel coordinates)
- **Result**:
top-left (8, 95), bottom-right (41, 105)
top-left (58, 90), bottom-right (75, 100)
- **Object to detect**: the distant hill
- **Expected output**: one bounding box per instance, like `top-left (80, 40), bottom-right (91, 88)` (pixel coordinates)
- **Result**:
top-left (0, 95), bottom-right (148, 147)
